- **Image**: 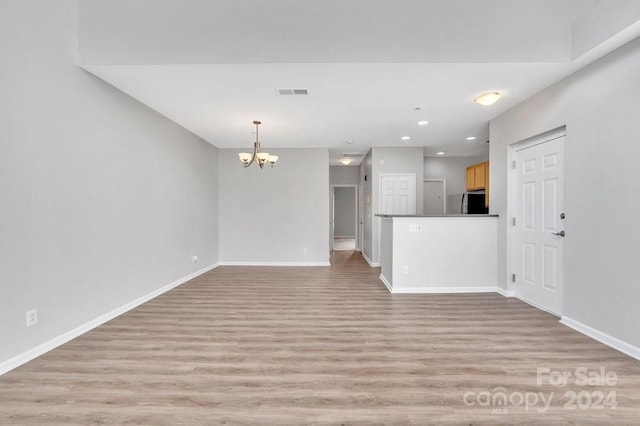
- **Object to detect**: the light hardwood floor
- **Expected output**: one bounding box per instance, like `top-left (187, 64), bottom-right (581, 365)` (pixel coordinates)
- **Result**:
top-left (1, 251), bottom-right (639, 424)
top-left (333, 238), bottom-right (356, 251)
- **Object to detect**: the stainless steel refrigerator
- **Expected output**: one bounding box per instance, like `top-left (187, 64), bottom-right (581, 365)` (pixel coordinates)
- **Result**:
top-left (447, 193), bottom-right (488, 214)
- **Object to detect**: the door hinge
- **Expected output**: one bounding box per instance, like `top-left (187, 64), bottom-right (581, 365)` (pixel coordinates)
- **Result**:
top-left (512, 273), bottom-right (516, 283)
top-left (511, 160), bottom-right (516, 170)
top-left (512, 217), bottom-right (516, 226)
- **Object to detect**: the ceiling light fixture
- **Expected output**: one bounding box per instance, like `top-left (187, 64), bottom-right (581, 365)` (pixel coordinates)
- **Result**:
top-left (345, 140), bottom-right (354, 144)
top-left (466, 136), bottom-right (476, 141)
top-left (417, 120), bottom-right (429, 126)
top-left (401, 136), bottom-right (411, 141)
top-left (238, 120), bottom-right (278, 168)
top-left (436, 151), bottom-right (446, 155)
top-left (340, 158), bottom-right (352, 165)
top-left (474, 91), bottom-right (503, 106)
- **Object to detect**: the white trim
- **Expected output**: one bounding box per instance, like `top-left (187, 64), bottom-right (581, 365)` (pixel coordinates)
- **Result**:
top-left (496, 287), bottom-right (515, 297)
top-left (560, 316), bottom-right (640, 361)
top-left (218, 261), bottom-right (330, 266)
top-left (512, 127), bottom-right (566, 152)
top-left (390, 286), bottom-right (498, 294)
top-left (378, 274), bottom-right (392, 292)
top-left (361, 252), bottom-right (380, 267)
top-left (0, 262), bottom-right (219, 376)
top-left (513, 293), bottom-right (560, 316)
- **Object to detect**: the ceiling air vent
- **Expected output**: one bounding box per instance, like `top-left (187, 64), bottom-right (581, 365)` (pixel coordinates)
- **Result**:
top-left (277, 88), bottom-right (308, 95)
top-left (342, 152), bottom-right (365, 158)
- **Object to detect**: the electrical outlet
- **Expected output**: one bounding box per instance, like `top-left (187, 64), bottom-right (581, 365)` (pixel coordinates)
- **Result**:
top-left (26, 309), bottom-right (38, 327)
top-left (303, 247), bottom-right (309, 254)
top-left (192, 255), bottom-right (199, 263)
top-left (408, 224), bottom-right (422, 232)
top-left (402, 265), bottom-right (409, 275)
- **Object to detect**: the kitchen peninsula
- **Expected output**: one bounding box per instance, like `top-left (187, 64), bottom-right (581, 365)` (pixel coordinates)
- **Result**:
top-left (376, 214), bottom-right (498, 293)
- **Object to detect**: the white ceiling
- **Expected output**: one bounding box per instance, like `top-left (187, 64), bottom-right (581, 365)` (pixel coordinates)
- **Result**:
top-left (78, 0), bottom-right (640, 165)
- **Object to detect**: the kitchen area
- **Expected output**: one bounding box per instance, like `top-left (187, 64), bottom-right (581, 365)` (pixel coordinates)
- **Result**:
top-left (376, 153), bottom-right (497, 293)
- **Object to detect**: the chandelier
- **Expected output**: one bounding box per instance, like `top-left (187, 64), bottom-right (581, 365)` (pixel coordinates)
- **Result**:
top-left (238, 120), bottom-right (279, 168)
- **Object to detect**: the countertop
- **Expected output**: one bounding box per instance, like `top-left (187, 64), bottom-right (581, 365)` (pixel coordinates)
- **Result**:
top-left (375, 214), bottom-right (499, 218)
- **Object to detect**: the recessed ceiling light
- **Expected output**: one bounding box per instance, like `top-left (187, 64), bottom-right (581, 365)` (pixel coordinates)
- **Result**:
top-left (474, 91), bottom-right (503, 106)
top-left (466, 136), bottom-right (476, 141)
top-left (345, 140), bottom-right (354, 144)
top-left (401, 136), bottom-right (411, 141)
top-left (340, 158), bottom-right (352, 165)
top-left (436, 151), bottom-right (446, 155)
top-left (417, 120), bottom-right (429, 126)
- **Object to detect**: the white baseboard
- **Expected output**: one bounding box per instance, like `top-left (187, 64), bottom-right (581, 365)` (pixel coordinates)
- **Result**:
top-left (376, 277), bottom-right (500, 295)
top-left (378, 274), bottom-right (392, 292)
top-left (560, 316), bottom-right (640, 361)
top-left (496, 287), bottom-right (515, 297)
top-left (513, 294), bottom-right (560, 316)
top-left (218, 261), bottom-right (330, 266)
top-left (391, 286), bottom-right (498, 294)
top-left (0, 262), bottom-right (219, 376)
top-left (362, 252), bottom-right (380, 267)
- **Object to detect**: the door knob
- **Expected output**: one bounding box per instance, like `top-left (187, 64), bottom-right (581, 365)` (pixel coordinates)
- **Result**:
top-left (551, 231), bottom-right (565, 237)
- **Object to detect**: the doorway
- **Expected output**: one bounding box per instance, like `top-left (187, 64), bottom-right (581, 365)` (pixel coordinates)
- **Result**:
top-left (331, 185), bottom-right (358, 251)
top-left (423, 179), bottom-right (446, 215)
top-left (513, 131), bottom-right (565, 315)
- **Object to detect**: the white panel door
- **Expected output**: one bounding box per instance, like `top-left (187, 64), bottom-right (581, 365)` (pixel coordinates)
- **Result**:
top-left (514, 135), bottom-right (565, 315)
top-left (380, 174), bottom-right (416, 215)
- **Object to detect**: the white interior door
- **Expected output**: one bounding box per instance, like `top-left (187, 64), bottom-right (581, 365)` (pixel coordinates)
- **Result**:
top-left (380, 174), bottom-right (416, 215)
top-left (423, 180), bottom-right (445, 215)
top-left (378, 174), bottom-right (416, 264)
top-left (514, 135), bottom-right (565, 315)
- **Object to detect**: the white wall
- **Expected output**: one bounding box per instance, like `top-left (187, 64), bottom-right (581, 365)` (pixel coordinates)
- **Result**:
top-left (333, 187), bottom-right (356, 237)
top-left (218, 148), bottom-right (330, 264)
top-left (329, 166), bottom-right (360, 185)
top-left (0, 1), bottom-right (219, 366)
top-left (490, 35), bottom-right (640, 349)
top-left (382, 217), bottom-right (497, 292)
top-left (371, 147), bottom-right (424, 263)
top-left (360, 150), bottom-right (374, 263)
top-left (424, 154), bottom-right (488, 197)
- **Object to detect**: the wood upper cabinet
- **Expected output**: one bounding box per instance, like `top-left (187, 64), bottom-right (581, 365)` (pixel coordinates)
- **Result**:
top-left (466, 166), bottom-right (475, 191)
top-left (466, 161), bottom-right (489, 192)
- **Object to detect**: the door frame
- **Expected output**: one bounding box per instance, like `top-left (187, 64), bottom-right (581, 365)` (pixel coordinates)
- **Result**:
top-left (330, 184), bottom-right (359, 252)
top-left (358, 182), bottom-right (364, 252)
top-left (507, 126), bottom-right (566, 305)
top-left (423, 178), bottom-right (447, 215)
